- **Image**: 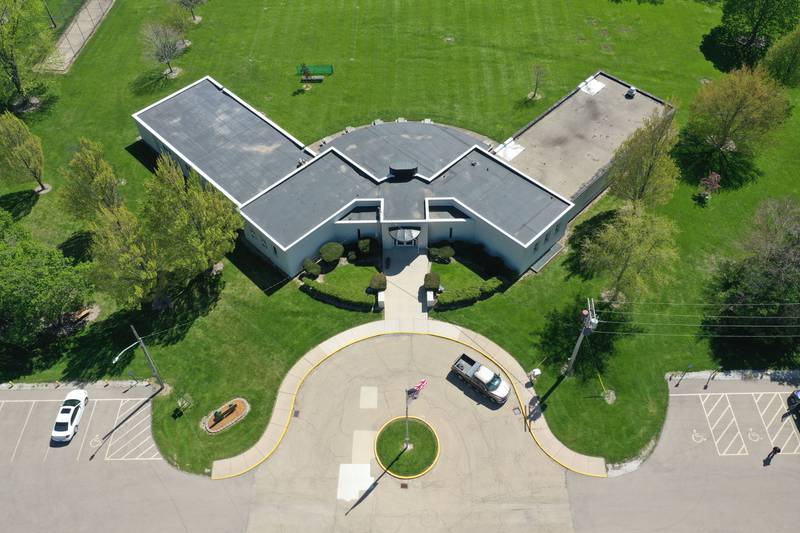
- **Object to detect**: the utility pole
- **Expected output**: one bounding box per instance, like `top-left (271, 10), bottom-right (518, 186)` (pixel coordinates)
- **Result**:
top-left (565, 298), bottom-right (599, 375)
top-left (130, 325), bottom-right (164, 388)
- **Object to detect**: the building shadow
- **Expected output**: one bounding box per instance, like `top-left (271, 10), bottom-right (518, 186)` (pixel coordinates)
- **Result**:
top-left (125, 139), bottom-right (159, 173)
top-left (58, 230), bottom-right (93, 263)
top-left (563, 209), bottom-right (618, 281)
top-left (445, 371), bottom-right (505, 411)
top-left (227, 239), bottom-right (291, 296)
top-left (0, 189), bottom-right (38, 220)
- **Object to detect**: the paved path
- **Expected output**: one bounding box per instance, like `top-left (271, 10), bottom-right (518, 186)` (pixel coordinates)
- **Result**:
top-left (211, 319), bottom-right (606, 480)
top-left (246, 334), bottom-right (574, 533)
top-left (42, 0), bottom-right (116, 73)
top-left (569, 376), bottom-right (800, 532)
top-left (383, 248), bottom-right (429, 320)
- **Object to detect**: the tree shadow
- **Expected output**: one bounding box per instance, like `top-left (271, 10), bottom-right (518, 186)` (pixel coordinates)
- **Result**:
top-left (58, 272), bottom-right (225, 381)
top-left (227, 239), bottom-right (290, 296)
top-left (702, 314), bottom-right (800, 370)
top-left (534, 297), bottom-right (634, 381)
top-left (129, 68), bottom-right (174, 96)
top-left (672, 127), bottom-right (761, 189)
top-left (125, 139), bottom-right (159, 173)
top-left (58, 230), bottom-right (93, 264)
top-left (563, 209), bottom-right (619, 280)
top-left (699, 26), bottom-right (741, 73)
top-left (0, 190), bottom-right (38, 220)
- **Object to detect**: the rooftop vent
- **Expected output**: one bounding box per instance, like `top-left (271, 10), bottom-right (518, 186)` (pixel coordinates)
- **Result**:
top-left (389, 160), bottom-right (417, 179)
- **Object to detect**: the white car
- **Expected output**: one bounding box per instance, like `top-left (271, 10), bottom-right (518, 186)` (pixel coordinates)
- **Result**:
top-left (51, 389), bottom-right (89, 443)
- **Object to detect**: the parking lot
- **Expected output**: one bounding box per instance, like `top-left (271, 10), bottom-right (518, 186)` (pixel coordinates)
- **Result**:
top-left (569, 377), bottom-right (800, 533)
top-left (0, 392), bottom-right (161, 466)
top-left (0, 384), bottom-right (253, 533)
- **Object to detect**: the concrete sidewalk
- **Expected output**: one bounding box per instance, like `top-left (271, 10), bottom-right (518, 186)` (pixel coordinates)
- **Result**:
top-left (383, 248), bottom-right (429, 320)
top-left (211, 319), bottom-right (607, 480)
top-left (41, 0), bottom-right (116, 73)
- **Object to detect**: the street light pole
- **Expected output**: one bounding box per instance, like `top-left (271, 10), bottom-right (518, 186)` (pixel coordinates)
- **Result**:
top-left (131, 325), bottom-right (164, 388)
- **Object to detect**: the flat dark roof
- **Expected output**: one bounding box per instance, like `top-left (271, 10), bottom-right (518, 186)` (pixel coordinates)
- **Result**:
top-left (506, 72), bottom-right (666, 199)
top-left (326, 122), bottom-right (477, 178)
top-left (135, 78), bottom-right (308, 204)
top-left (243, 142), bottom-right (571, 247)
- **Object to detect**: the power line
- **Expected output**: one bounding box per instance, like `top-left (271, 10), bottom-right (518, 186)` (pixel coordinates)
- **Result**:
top-left (597, 309), bottom-right (800, 319)
top-left (593, 330), bottom-right (800, 338)
top-left (598, 320), bottom-right (800, 328)
top-left (596, 300), bottom-right (800, 307)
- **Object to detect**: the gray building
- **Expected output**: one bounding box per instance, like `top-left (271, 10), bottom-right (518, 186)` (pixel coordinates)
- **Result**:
top-left (133, 73), bottom-right (665, 276)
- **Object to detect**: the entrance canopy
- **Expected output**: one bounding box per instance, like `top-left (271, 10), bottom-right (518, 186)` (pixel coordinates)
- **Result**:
top-left (389, 227), bottom-right (420, 242)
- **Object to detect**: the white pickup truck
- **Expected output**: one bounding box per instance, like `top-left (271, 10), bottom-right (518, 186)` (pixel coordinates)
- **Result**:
top-left (451, 353), bottom-right (510, 404)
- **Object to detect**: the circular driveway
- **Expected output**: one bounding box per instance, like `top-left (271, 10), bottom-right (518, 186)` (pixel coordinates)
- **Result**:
top-left (246, 334), bottom-right (572, 533)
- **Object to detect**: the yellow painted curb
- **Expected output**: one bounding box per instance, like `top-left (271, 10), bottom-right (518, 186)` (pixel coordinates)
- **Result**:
top-left (373, 415), bottom-right (440, 479)
top-left (211, 328), bottom-right (606, 480)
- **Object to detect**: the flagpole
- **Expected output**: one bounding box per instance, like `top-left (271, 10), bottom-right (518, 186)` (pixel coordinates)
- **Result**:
top-left (404, 388), bottom-right (410, 449)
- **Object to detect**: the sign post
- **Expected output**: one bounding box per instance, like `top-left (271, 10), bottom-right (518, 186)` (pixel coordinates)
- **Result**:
top-left (405, 379), bottom-right (428, 449)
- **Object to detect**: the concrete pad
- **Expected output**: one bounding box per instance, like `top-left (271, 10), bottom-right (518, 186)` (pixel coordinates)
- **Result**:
top-left (336, 464), bottom-right (374, 501)
top-left (351, 430), bottom-right (376, 463)
top-left (359, 386), bottom-right (378, 409)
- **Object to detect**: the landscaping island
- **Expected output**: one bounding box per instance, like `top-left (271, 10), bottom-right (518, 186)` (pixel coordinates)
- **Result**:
top-left (375, 416), bottom-right (439, 478)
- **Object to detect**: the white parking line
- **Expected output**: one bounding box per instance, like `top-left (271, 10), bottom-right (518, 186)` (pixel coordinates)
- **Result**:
top-left (76, 400), bottom-right (97, 461)
top-left (699, 394), bottom-right (747, 456)
top-left (10, 402), bottom-right (35, 463)
top-left (105, 399), bottom-right (126, 460)
top-left (752, 392), bottom-right (800, 454)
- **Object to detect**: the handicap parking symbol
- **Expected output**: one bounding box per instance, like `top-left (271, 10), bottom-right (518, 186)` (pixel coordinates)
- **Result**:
top-left (692, 429), bottom-right (707, 444)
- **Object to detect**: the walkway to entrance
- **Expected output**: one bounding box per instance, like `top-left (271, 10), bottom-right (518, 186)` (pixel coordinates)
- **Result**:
top-left (382, 248), bottom-right (428, 321)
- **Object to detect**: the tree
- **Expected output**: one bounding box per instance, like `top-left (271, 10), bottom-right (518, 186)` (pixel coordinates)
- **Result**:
top-left (0, 0), bottom-right (53, 102)
top-left (89, 205), bottom-right (157, 309)
top-left (581, 205), bottom-right (678, 302)
top-left (141, 155), bottom-right (242, 291)
top-left (673, 68), bottom-right (790, 187)
top-left (59, 138), bottom-right (121, 221)
top-left (0, 214), bottom-right (90, 348)
top-left (719, 0), bottom-right (800, 66)
top-left (703, 198), bottom-right (800, 362)
top-left (175, 0), bottom-right (207, 22)
top-left (142, 23), bottom-right (182, 74)
top-left (607, 107), bottom-right (678, 208)
top-left (527, 65), bottom-right (547, 101)
top-left (764, 25), bottom-right (800, 86)
top-left (0, 111), bottom-right (45, 191)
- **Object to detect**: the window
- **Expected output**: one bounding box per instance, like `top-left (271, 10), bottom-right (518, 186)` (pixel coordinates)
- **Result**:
top-left (449, 227), bottom-right (453, 239)
top-left (533, 241), bottom-right (539, 252)
top-left (357, 229), bottom-right (361, 240)
top-left (554, 223), bottom-right (561, 233)
top-left (544, 231), bottom-right (550, 242)
top-left (272, 246), bottom-right (277, 255)
top-left (54, 422), bottom-right (69, 432)
top-left (71, 408), bottom-right (79, 424)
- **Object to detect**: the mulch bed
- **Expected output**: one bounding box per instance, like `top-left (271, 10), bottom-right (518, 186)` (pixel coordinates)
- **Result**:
top-left (202, 397), bottom-right (250, 434)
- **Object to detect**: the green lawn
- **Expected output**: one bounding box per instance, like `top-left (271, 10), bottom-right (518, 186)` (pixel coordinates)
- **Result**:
top-left (376, 418), bottom-right (438, 477)
top-left (308, 262), bottom-right (379, 306)
top-left (3, 0), bottom-right (796, 469)
top-left (431, 259), bottom-right (486, 293)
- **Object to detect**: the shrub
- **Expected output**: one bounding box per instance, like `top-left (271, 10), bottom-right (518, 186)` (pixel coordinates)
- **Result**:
top-left (302, 258), bottom-right (321, 278)
top-left (358, 238), bottom-right (372, 256)
top-left (369, 273), bottom-right (387, 292)
top-left (435, 277), bottom-right (504, 309)
top-left (347, 250), bottom-right (357, 263)
top-left (479, 277), bottom-right (503, 295)
top-left (423, 272), bottom-right (440, 291)
top-left (301, 278), bottom-right (374, 311)
top-left (319, 242), bottom-right (344, 263)
top-left (428, 245), bottom-right (454, 263)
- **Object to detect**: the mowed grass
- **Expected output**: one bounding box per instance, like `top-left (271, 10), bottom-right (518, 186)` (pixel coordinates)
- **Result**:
top-left (431, 259), bottom-right (486, 292)
top-left (2, 0), bottom-right (792, 468)
top-left (376, 418), bottom-right (438, 477)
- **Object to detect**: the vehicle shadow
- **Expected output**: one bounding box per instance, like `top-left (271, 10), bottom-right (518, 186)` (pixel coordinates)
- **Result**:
top-left (445, 371), bottom-right (504, 411)
top-left (49, 439), bottom-right (71, 448)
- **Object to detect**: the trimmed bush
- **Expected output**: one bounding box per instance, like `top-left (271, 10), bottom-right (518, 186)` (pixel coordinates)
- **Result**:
top-left (358, 238), bottom-right (372, 256)
top-left (320, 242), bottom-right (344, 263)
top-left (423, 272), bottom-right (440, 291)
top-left (301, 278), bottom-right (375, 311)
top-left (436, 276), bottom-right (504, 309)
top-left (303, 258), bottom-right (321, 278)
top-left (347, 250), bottom-right (357, 263)
top-left (428, 245), bottom-right (455, 263)
top-left (369, 273), bottom-right (387, 292)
